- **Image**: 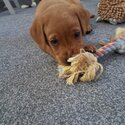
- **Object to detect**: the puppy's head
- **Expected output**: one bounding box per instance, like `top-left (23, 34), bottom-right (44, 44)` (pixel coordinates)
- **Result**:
top-left (30, 3), bottom-right (92, 65)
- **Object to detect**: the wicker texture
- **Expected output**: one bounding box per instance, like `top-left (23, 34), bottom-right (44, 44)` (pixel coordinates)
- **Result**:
top-left (97, 0), bottom-right (125, 24)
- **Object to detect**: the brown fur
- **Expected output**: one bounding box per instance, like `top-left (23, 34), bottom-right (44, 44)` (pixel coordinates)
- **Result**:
top-left (30, 0), bottom-right (96, 65)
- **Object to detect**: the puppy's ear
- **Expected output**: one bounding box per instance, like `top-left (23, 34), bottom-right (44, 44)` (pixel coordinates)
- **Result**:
top-left (30, 17), bottom-right (53, 55)
top-left (73, 4), bottom-right (92, 35)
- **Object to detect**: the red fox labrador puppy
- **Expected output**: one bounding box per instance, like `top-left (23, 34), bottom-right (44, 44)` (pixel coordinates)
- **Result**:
top-left (30, 0), bottom-right (96, 65)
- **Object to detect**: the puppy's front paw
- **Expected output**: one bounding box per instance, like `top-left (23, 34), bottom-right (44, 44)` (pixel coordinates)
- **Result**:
top-left (84, 44), bottom-right (96, 53)
top-left (86, 25), bottom-right (92, 34)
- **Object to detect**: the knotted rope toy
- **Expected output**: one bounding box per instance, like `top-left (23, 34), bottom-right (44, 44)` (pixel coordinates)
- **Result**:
top-left (58, 27), bottom-right (125, 85)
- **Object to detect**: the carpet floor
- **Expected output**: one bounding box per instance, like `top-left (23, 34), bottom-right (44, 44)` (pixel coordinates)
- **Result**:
top-left (0, 0), bottom-right (125, 125)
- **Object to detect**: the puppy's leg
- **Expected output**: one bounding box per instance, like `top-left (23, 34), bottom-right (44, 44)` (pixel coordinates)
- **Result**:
top-left (84, 44), bottom-right (96, 53)
top-left (86, 25), bottom-right (93, 34)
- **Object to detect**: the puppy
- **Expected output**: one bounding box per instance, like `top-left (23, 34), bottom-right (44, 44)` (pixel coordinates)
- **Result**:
top-left (30, 0), bottom-right (96, 65)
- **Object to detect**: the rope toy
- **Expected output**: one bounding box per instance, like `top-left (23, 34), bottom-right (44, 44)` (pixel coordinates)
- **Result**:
top-left (58, 49), bottom-right (103, 85)
top-left (58, 27), bottom-right (125, 85)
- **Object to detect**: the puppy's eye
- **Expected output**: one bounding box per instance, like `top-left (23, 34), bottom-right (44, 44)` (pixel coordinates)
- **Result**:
top-left (50, 39), bottom-right (59, 46)
top-left (74, 31), bottom-right (80, 38)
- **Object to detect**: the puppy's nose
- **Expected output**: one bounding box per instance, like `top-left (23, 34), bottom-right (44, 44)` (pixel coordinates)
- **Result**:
top-left (64, 49), bottom-right (79, 65)
top-left (71, 49), bottom-right (79, 57)
top-left (64, 58), bottom-right (71, 66)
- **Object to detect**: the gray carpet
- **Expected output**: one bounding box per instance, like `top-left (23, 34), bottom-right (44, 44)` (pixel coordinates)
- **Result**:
top-left (0, 0), bottom-right (125, 125)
